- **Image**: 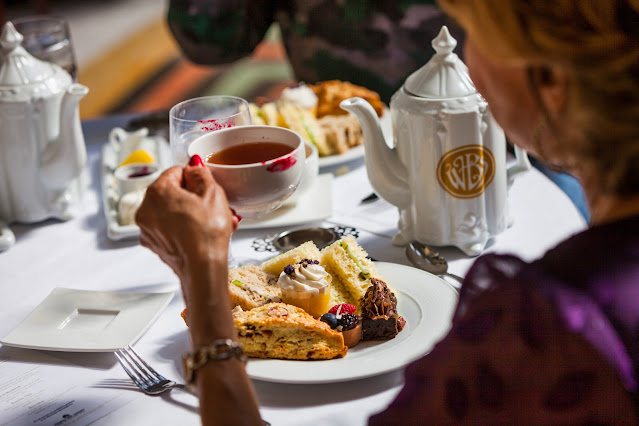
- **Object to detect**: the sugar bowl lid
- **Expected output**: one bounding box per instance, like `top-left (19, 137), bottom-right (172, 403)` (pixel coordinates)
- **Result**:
top-left (0, 22), bottom-right (70, 99)
top-left (403, 26), bottom-right (476, 99)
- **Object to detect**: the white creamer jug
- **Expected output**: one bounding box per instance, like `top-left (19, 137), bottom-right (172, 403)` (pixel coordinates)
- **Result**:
top-left (341, 26), bottom-right (530, 256)
top-left (0, 22), bottom-right (88, 251)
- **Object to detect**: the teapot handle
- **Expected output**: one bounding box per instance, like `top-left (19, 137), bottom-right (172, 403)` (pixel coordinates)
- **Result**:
top-left (506, 145), bottom-right (531, 186)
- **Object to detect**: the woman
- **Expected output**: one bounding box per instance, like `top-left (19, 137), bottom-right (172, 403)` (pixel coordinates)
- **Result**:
top-left (136, 0), bottom-right (639, 423)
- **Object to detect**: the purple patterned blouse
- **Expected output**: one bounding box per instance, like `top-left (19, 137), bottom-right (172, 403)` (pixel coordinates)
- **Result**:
top-left (370, 215), bottom-right (639, 423)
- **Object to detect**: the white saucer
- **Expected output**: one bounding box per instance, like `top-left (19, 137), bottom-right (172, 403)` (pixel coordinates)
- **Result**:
top-left (0, 288), bottom-right (174, 352)
top-left (238, 173), bottom-right (333, 230)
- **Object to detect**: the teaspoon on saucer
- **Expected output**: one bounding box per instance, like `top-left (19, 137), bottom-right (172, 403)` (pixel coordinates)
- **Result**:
top-left (405, 240), bottom-right (464, 289)
top-left (273, 227), bottom-right (339, 252)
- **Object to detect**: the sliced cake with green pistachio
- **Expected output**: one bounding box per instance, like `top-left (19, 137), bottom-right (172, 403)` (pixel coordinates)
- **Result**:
top-left (320, 236), bottom-right (384, 312)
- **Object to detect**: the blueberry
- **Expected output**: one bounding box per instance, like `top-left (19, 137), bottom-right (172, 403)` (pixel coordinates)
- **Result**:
top-left (320, 313), bottom-right (339, 329)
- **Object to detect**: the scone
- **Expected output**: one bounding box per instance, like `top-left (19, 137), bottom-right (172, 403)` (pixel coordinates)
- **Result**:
top-left (233, 303), bottom-right (347, 360)
top-left (320, 236), bottom-right (384, 311)
top-left (311, 80), bottom-right (385, 118)
top-left (228, 264), bottom-right (281, 311)
top-left (260, 240), bottom-right (322, 275)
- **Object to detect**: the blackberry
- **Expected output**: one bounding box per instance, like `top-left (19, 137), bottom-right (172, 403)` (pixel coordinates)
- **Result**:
top-left (283, 264), bottom-right (294, 275)
top-left (338, 313), bottom-right (360, 331)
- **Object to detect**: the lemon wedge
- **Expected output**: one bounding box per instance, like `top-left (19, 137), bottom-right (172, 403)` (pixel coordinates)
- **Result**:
top-left (119, 149), bottom-right (155, 167)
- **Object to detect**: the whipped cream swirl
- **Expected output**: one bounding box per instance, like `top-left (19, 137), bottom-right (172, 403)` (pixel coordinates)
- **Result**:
top-left (279, 85), bottom-right (318, 110)
top-left (277, 263), bottom-right (330, 295)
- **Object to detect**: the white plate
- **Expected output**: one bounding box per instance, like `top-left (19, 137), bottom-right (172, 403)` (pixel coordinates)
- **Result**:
top-left (238, 173), bottom-right (333, 230)
top-left (101, 134), bottom-right (172, 241)
top-left (245, 262), bottom-right (458, 383)
top-left (0, 288), bottom-right (174, 352)
top-left (318, 144), bottom-right (365, 169)
top-left (317, 109), bottom-right (392, 171)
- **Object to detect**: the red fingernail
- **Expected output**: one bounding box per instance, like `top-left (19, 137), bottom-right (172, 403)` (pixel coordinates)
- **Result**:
top-left (188, 155), bottom-right (204, 167)
top-left (230, 208), bottom-right (242, 222)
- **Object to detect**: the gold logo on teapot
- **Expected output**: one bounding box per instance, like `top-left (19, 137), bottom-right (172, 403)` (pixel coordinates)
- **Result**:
top-left (436, 145), bottom-right (495, 199)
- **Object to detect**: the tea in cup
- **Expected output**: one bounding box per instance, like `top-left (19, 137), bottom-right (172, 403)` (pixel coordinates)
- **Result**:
top-left (187, 125), bottom-right (305, 219)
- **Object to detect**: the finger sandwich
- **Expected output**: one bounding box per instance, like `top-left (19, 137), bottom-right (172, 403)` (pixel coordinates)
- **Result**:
top-left (320, 236), bottom-right (384, 311)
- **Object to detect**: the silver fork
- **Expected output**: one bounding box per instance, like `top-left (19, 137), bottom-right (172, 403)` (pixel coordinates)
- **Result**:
top-left (115, 345), bottom-right (191, 395)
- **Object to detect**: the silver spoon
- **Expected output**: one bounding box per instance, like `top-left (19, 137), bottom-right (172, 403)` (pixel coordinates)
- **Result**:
top-left (405, 240), bottom-right (464, 289)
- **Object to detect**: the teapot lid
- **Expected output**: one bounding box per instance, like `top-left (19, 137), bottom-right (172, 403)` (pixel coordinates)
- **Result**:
top-left (0, 22), bottom-right (59, 87)
top-left (404, 26), bottom-right (476, 99)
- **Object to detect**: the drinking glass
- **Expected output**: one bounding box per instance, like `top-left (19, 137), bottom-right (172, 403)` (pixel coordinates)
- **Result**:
top-left (169, 96), bottom-right (252, 166)
top-left (170, 96), bottom-right (254, 267)
top-left (12, 15), bottom-right (78, 81)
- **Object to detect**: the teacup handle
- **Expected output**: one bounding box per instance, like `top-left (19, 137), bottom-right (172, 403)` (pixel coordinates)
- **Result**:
top-left (506, 145), bottom-right (531, 186)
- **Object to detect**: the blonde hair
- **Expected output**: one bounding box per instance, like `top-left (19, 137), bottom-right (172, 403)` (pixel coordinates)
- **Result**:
top-left (438, 0), bottom-right (639, 194)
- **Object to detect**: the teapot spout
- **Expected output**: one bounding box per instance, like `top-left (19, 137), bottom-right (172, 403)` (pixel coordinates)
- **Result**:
top-left (340, 97), bottom-right (410, 208)
top-left (41, 83), bottom-right (89, 188)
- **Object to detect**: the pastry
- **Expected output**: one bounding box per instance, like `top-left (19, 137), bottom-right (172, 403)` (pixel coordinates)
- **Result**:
top-left (249, 80), bottom-right (383, 157)
top-left (233, 303), bottom-right (347, 360)
top-left (277, 259), bottom-right (331, 318)
top-left (320, 306), bottom-right (362, 348)
top-left (311, 80), bottom-right (385, 118)
top-left (360, 278), bottom-right (406, 340)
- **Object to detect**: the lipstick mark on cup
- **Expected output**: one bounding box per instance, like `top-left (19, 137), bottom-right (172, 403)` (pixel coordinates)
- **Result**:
top-left (266, 155), bottom-right (297, 172)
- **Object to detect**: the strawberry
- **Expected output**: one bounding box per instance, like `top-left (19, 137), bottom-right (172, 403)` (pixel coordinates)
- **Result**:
top-left (328, 303), bottom-right (356, 316)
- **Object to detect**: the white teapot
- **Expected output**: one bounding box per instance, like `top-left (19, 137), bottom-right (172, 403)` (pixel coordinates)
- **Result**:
top-left (341, 26), bottom-right (530, 256)
top-left (0, 22), bottom-right (89, 251)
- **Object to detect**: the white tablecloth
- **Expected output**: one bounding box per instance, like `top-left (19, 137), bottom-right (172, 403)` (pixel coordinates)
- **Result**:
top-left (0, 116), bottom-right (586, 426)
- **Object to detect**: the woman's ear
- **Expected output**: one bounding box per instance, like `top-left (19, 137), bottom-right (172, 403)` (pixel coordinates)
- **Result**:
top-left (535, 65), bottom-right (569, 117)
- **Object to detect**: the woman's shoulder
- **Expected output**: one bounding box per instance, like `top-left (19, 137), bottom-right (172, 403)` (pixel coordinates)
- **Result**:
top-left (371, 253), bottom-right (637, 423)
top-left (370, 242), bottom-right (638, 423)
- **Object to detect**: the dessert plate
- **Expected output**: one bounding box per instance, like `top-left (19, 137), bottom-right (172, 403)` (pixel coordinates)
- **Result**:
top-left (238, 173), bottom-right (333, 230)
top-left (245, 262), bottom-right (458, 383)
top-left (0, 288), bottom-right (174, 352)
top-left (101, 134), bottom-right (172, 240)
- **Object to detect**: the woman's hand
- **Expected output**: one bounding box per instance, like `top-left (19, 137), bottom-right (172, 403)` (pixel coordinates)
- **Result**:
top-left (137, 161), bottom-right (263, 425)
top-left (135, 163), bottom-right (238, 304)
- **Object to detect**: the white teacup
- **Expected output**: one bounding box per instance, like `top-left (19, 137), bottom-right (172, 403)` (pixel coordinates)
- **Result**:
top-left (114, 162), bottom-right (160, 196)
top-left (285, 140), bottom-right (319, 204)
top-left (187, 125), bottom-right (305, 219)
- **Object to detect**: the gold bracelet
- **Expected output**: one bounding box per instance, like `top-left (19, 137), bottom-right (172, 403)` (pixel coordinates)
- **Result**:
top-left (183, 339), bottom-right (247, 385)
